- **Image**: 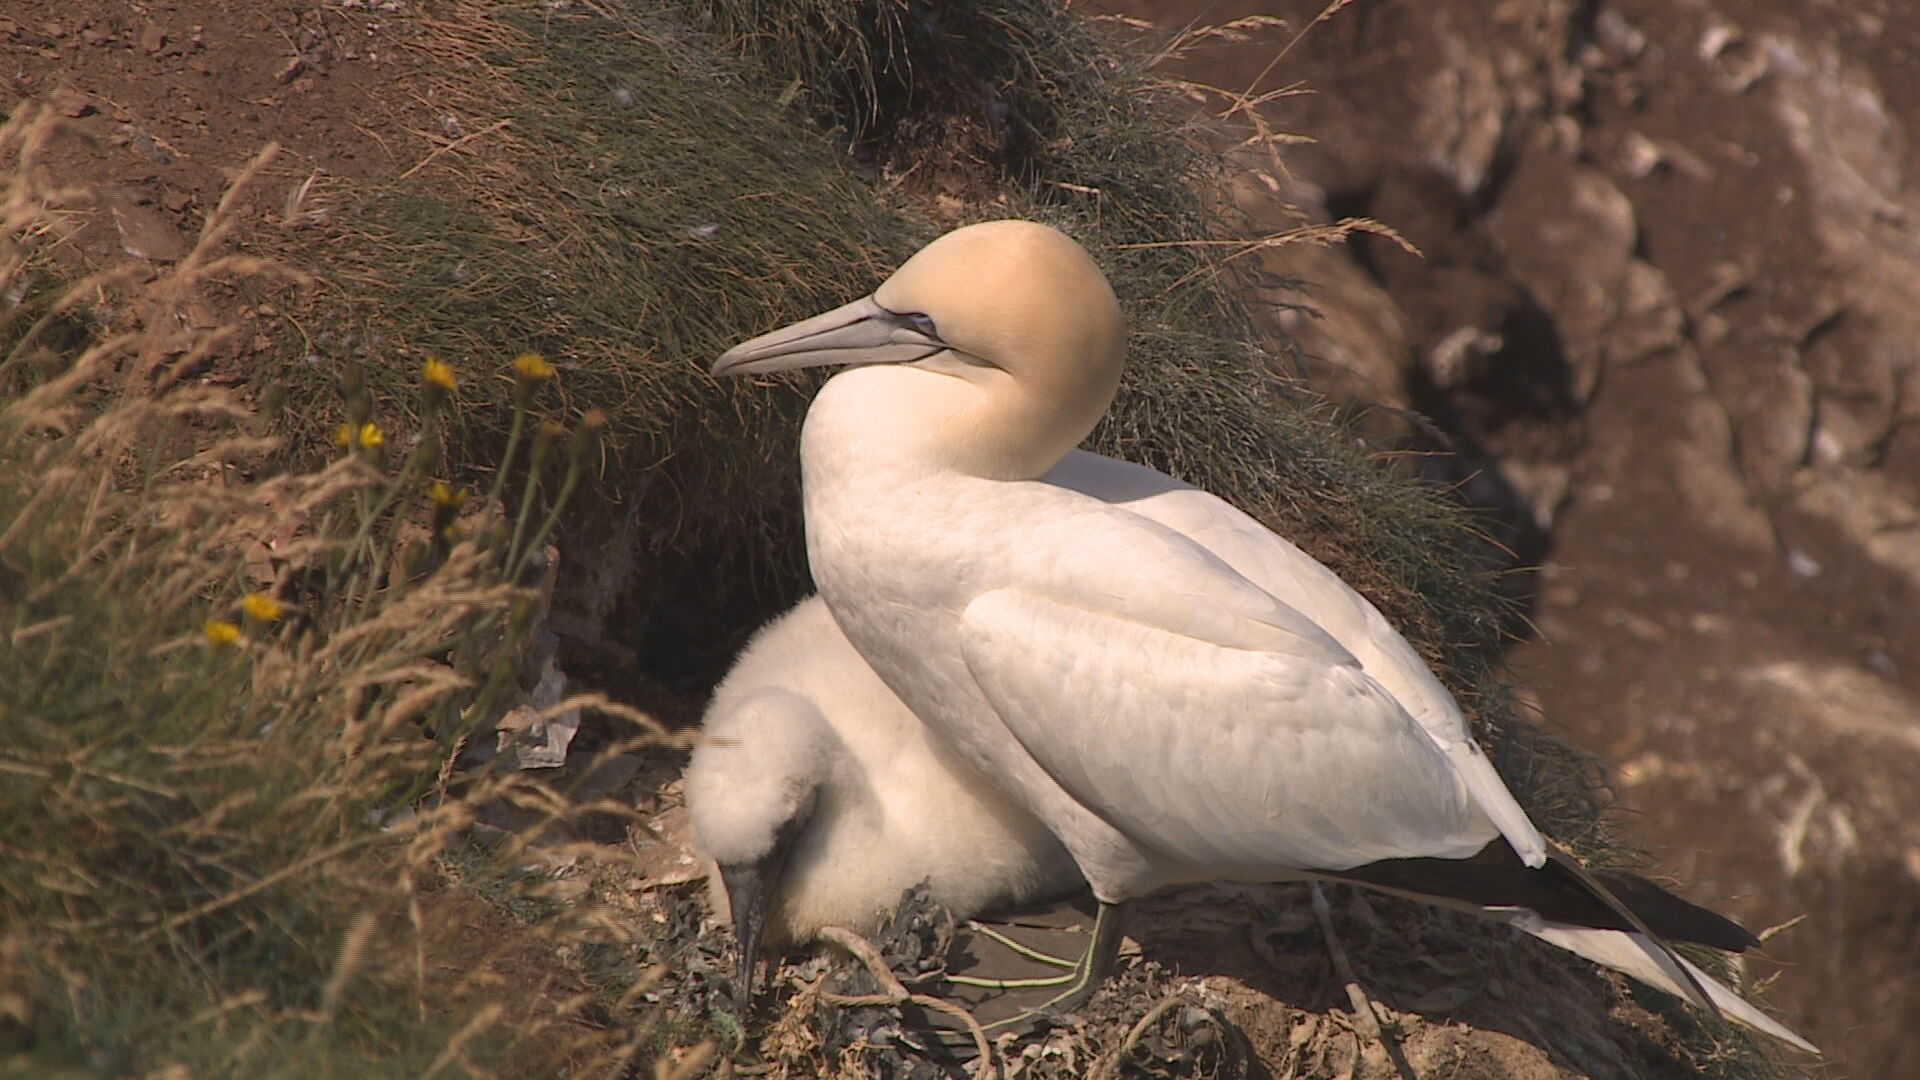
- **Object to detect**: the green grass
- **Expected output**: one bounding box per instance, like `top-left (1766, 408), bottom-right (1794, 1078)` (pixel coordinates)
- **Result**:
top-left (260, 0), bottom-right (1312, 687)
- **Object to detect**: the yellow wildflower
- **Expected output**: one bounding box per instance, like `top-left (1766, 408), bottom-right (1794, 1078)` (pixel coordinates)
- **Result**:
top-left (333, 422), bottom-right (354, 448)
top-left (358, 422), bottom-right (385, 449)
top-left (203, 620), bottom-right (242, 647)
top-left (428, 481), bottom-right (469, 508)
top-left (422, 357), bottom-right (458, 392)
top-left (512, 352), bottom-right (557, 382)
top-left (242, 593), bottom-right (285, 622)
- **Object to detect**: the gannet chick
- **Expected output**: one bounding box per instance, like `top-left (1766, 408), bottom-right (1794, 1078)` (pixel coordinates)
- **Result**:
top-left (685, 596), bottom-right (1083, 999)
top-left (711, 220), bottom-right (1814, 1052)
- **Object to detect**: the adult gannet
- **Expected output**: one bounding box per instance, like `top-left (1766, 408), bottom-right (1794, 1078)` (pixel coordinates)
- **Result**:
top-left (709, 220), bottom-right (1814, 1051)
top-left (685, 595), bottom-right (1084, 999)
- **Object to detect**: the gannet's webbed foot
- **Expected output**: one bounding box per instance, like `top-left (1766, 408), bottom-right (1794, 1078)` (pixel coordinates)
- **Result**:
top-left (1010, 897), bottom-right (1121, 1019)
top-left (967, 919), bottom-right (1079, 968)
top-left (946, 899), bottom-right (1126, 1039)
top-left (944, 971), bottom-right (1077, 990)
top-left (942, 919), bottom-right (1082, 988)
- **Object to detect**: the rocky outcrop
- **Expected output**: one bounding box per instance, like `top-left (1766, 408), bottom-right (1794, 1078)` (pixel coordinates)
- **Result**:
top-left (1134, 0), bottom-right (1920, 1073)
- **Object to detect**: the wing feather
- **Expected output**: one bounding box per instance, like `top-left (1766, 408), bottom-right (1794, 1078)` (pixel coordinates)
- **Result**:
top-left (1047, 450), bottom-right (1547, 868)
top-left (959, 588), bottom-right (1493, 879)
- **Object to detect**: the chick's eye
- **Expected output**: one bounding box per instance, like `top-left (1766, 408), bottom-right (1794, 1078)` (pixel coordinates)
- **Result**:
top-left (901, 312), bottom-right (938, 338)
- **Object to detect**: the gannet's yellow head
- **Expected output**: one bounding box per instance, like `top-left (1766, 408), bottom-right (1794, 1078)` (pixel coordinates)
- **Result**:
top-left (712, 220), bottom-right (1124, 479)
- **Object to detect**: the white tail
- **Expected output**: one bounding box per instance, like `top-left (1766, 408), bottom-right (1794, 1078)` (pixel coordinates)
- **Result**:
top-left (1490, 910), bottom-right (1819, 1054)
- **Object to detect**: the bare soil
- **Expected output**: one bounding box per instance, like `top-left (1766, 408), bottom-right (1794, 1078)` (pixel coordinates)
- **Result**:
top-left (3, 0), bottom-right (432, 380)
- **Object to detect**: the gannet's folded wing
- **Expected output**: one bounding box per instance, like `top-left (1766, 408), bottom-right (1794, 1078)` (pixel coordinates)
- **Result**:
top-left (958, 588), bottom-right (1495, 878)
top-left (1048, 450), bottom-right (1547, 869)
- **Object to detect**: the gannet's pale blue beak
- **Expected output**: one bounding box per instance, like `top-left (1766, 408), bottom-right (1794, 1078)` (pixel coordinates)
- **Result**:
top-left (711, 296), bottom-right (946, 377)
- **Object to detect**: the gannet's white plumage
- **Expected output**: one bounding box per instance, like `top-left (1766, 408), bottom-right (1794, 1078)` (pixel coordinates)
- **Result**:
top-left (717, 220), bottom-right (1533, 895)
top-left (685, 596), bottom-right (1083, 945)
top-left (1040, 450), bottom-right (1543, 870)
top-left (711, 220), bottom-right (1814, 1052)
top-left (691, 582), bottom-right (1810, 1050)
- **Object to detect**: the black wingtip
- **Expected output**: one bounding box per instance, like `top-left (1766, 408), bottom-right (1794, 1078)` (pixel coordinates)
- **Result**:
top-left (1537, 841), bottom-right (1721, 1018)
top-left (1590, 867), bottom-right (1761, 953)
top-left (1331, 839), bottom-right (1761, 952)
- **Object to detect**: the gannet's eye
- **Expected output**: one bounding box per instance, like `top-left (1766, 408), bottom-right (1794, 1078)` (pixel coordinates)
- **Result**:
top-left (900, 311), bottom-right (938, 338)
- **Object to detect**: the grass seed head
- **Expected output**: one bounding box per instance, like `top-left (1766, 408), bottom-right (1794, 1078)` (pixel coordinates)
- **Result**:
top-left (568, 407), bottom-right (608, 465)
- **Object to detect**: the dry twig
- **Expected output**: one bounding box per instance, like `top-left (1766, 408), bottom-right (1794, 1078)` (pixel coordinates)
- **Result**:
top-left (813, 924), bottom-right (998, 1079)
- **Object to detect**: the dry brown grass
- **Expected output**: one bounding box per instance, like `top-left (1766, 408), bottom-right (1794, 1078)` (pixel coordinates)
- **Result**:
top-left (0, 104), bottom-right (702, 1079)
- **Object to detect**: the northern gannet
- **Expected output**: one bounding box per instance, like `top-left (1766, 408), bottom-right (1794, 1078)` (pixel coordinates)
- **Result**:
top-left (709, 220), bottom-right (1813, 1052)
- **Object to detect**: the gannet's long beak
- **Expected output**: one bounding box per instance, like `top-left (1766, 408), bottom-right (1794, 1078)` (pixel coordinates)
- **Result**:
top-left (711, 296), bottom-right (947, 377)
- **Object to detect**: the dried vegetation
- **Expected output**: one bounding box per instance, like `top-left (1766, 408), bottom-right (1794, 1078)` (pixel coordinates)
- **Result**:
top-left (0, 106), bottom-right (707, 1078)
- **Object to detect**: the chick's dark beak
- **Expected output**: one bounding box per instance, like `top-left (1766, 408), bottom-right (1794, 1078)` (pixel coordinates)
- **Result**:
top-left (719, 861), bottom-right (772, 1011)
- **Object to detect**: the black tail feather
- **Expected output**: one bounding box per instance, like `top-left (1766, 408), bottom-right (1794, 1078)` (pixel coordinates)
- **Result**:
top-left (1330, 840), bottom-right (1759, 953)
top-left (1532, 839), bottom-right (1722, 1016)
